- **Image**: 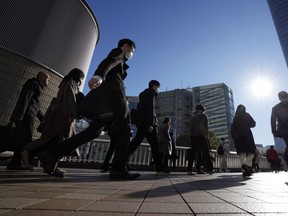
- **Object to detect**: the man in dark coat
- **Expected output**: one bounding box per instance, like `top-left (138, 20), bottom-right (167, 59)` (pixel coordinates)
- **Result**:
top-left (37, 38), bottom-right (140, 180)
top-left (128, 80), bottom-right (165, 175)
top-left (7, 71), bottom-right (50, 170)
top-left (271, 91), bottom-right (288, 167)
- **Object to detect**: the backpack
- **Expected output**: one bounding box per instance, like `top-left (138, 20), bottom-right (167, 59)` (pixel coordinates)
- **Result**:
top-left (217, 144), bottom-right (224, 155)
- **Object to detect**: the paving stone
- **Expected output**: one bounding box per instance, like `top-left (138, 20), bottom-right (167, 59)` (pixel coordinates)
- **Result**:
top-left (80, 200), bottom-right (141, 212)
top-left (138, 202), bottom-right (192, 214)
top-left (23, 199), bottom-right (94, 211)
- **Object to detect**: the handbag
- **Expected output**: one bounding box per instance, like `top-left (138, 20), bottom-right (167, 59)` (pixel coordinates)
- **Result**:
top-left (0, 122), bottom-right (16, 152)
top-left (77, 84), bottom-right (112, 120)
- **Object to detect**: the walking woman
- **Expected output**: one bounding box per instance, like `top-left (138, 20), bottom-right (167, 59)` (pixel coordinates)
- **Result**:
top-left (22, 68), bottom-right (84, 176)
top-left (231, 104), bottom-right (256, 177)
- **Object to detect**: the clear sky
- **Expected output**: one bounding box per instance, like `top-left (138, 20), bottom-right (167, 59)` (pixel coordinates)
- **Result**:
top-left (84, 0), bottom-right (288, 147)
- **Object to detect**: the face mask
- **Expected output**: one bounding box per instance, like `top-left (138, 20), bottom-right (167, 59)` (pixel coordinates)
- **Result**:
top-left (125, 51), bottom-right (133, 60)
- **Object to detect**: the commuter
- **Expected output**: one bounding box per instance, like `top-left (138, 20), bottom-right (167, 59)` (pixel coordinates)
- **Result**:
top-left (169, 131), bottom-right (179, 171)
top-left (187, 104), bottom-right (213, 175)
top-left (252, 148), bottom-right (261, 172)
top-left (231, 104), bottom-right (256, 177)
top-left (266, 145), bottom-right (280, 172)
top-left (127, 80), bottom-right (166, 175)
top-left (6, 71), bottom-right (50, 170)
top-left (218, 138), bottom-right (229, 172)
top-left (271, 90), bottom-right (288, 168)
top-left (158, 117), bottom-right (172, 172)
top-left (21, 68), bottom-right (84, 177)
top-left (33, 39), bottom-right (140, 180)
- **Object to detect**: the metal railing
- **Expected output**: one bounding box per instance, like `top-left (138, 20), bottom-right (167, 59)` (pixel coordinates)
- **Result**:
top-left (61, 139), bottom-right (271, 170)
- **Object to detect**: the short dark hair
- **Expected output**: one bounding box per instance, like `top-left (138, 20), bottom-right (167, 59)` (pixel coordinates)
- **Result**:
top-left (118, 38), bottom-right (136, 49)
top-left (195, 104), bottom-right (205, 112)
top-left (149, 80), bottom-right (160, 88)
top-left (162, 117), bottom-right (170, 124)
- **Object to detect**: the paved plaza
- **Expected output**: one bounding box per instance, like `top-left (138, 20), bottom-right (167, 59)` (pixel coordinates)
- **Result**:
top-left (0, 166), bottom-right (288, 215)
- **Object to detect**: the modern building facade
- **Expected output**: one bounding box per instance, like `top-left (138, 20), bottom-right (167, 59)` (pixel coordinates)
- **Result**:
top-left (192, 83), bottom-right (235, 150)
top-left (267, 0), bottom-right (288, 68)
top-left (0, 0), bottom-right (99, 138)
top-left (155, 89), bottom-right (193, 139)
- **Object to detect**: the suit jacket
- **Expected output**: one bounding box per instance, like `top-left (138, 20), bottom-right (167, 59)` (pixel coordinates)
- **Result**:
top-left (136, 88), bottom-right (158, 127)
top-left (93, 48), bottom-right (129, 120)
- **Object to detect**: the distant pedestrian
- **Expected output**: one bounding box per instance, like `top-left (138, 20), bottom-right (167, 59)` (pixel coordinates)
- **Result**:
top-left (231, 104), bottom-right (256, 177)
top-left (187, 104), bottom-right (213, 175)
top-left (266, 145), bottom-right (280, 172)
top-left (158, 117), bottom-right (172, 172)
top-left (6, 71), bottom-right (50, 170)
top-left (218, 137), bottom-right (229, 172)
top-left (169, 131), bottom-right (179, 171)
top-left (252, 148), bottom-right (261, 172)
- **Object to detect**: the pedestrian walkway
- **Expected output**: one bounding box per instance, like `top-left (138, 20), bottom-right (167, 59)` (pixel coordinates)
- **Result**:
top-left (0, 166), bottom-right (288, 215)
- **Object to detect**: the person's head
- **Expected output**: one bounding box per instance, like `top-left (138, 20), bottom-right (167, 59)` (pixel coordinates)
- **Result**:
top-left (278, 91), bottom-right (288, 102)
top-left (270, 145), bottom-right (274, 150)
top-left (118, 38), bottom-right (136, 60)
top-left (195, 104), bottom-right (205, 112)
top-left (149, 80), bottom-right (160, 92)
top-left (162, 117), bottom-right (171, 124)
top-left (235, 104), bottom-right (246, 114)
top-left (221, 138), bottom-right (225, 141)
top-left (61, 68), bottom-right (85, 87)
top-left (36, 71), bottom-right (50, 86)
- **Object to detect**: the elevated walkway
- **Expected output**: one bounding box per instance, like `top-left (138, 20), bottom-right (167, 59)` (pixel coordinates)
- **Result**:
top-left (1, 166), bottom-right (288, 215)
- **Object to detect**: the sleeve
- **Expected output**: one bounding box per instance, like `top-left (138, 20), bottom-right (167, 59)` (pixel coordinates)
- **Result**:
top-left (62, 80), bottom-right (77, 119)
top-left (93, 48), bottom-right (124, 79)
top-left (271, 107), bottom-right (277, 134)
top-left (11, 80), bottom-right (36, 119)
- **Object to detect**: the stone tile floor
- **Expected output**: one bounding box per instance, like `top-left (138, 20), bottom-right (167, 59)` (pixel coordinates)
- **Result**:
top-left (0, 166), bottom-right (288, 215)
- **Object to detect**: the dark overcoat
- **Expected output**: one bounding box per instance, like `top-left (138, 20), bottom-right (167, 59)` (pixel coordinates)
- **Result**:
top-left (232, 113), bottom-right (256, 155)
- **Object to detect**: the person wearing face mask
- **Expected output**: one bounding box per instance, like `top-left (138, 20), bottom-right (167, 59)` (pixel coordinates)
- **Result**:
top-left (6, 71), bottom-right (50, 170)
top-left (128, 80), bottom-right (167, 175)
top-left (35, 38), bottom-right (140, 180)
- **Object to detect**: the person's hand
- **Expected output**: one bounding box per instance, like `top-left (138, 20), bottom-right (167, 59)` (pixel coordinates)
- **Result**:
top-left (148, 126), bottom-right (153, 133)
top-left (88, 78), bottom-right (101, 89)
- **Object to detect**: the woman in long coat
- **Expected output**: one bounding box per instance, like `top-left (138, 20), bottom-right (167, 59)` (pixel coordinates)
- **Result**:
top-left (22, 68), bottom-right (84, 173)
top-left (231, 104), bottom-right (256, 177)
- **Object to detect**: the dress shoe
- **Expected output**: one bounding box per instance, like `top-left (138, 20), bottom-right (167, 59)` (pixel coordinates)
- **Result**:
top-left (109, 170), bottom-right (140, 180)
top-left (100, 164), bottom-right (111, 172)
top-left (47, 170), bottom-right (65, 178)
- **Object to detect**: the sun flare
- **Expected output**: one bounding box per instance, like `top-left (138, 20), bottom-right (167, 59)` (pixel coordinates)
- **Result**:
top-left (250, 78), bottom-right (272, 98)
top-left (243, 69), bottom-right (277, 102)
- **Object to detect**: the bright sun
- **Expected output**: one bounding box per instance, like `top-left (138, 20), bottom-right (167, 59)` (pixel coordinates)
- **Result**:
top-left (250, 78), bottom-right (273, 98)
top-left (243, 69), bottom-right (277, 102)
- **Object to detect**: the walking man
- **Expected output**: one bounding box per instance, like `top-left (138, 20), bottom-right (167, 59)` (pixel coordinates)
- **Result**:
top-left (7, 71), bottom-right (50, 170)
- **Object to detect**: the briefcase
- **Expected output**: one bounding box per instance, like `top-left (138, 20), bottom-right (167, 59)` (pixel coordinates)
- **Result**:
top-left (77, 84), bottom-right (113, 121)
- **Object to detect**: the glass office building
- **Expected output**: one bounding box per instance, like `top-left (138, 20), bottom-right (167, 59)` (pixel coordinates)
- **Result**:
top-left (0, 0), bottom-right (99, 138)
top-left (192, 83), bottom-right (235, 150)
top-left (267, 0), bottom-right (288, 68)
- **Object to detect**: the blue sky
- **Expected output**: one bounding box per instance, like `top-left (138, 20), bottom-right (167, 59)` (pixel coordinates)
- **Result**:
top-left (84, 0), bottom-right (288, 147)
